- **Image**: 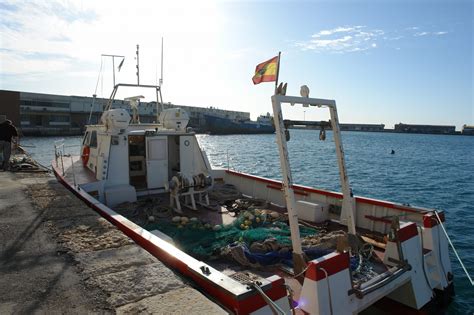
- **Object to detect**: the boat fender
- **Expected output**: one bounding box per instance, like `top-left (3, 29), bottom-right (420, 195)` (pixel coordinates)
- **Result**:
top-left (81, 146), bottom-right (90, 166)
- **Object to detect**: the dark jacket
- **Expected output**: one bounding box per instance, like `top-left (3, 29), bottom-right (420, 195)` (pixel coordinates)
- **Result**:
top-left (0, 121), bottom-right (18, 142)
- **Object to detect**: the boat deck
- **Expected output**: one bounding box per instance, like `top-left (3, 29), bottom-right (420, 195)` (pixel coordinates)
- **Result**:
top-left (53, 155), bottom-right (97, 186)
top-left (110, 187), bottom-right (390, 309)
top-left (56, 155), bottom-right (397, 313)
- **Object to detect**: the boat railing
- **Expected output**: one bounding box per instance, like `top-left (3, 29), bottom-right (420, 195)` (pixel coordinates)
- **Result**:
top-left (54, 139), bottom-right (65, 175)
top-left (226, 149), bottom-right (236, 171)
top-left (53, 139), bottom-right (77, 186)
top-left (104, 83), bottom-right (164, 121)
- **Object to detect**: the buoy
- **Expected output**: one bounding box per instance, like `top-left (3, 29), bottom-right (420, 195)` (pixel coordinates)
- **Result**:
top-left (319, 128), bottom-right (326, 141)
top-left (270, 211), bottom-right (279, 219)
top-left (81, 146), bottom-right (90, 166)
top-left (391, 149), bottom-right (395, 154)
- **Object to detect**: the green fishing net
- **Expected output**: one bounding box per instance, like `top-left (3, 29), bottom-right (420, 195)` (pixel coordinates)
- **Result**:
top-left (145, 210), bottom-right (318, 259)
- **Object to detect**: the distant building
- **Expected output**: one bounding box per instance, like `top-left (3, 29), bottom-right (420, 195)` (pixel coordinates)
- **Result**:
top-left (0, 90), bottom-right (250, 136)
top-left (394, 123), bottom-right (455, 135)
top-left (340, 123), bottom-right (385, 132)
top-left (462, 125), bottom-right (474, 135)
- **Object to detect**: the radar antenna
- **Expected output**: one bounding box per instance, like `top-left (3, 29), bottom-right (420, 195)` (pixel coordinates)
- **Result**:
top-left (125, 95), bottom-right (144, 124)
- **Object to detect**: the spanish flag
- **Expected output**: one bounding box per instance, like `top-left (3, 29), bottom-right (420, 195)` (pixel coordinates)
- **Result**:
top-left (252, 55), bottom-right (279, 85)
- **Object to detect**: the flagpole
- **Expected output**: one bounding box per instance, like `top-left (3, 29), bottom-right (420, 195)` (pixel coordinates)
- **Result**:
top-left (274, 51), bottom-right (281, 94)
top-left (101, 54), bottom-right (125, 89)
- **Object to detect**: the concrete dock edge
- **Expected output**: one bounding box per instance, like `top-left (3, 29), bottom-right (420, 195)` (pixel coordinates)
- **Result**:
top-left (0, 171), bottom-right (227, 314)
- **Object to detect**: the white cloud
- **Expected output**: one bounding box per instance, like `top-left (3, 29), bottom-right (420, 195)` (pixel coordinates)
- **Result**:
top-left (296, 24), bottom-right (452, 54)
top-left (0, 0), bottom-right (235, 107)
top-left (409, 28), bottom-right (449, 37)
top-left (388, 36), bottom-right (404, 40)
top-left (414, 32), bottom-right (429, 37)
top-left (297, 26), bottom-right (384, 53)
top-left (312, 26), bottom-right (359, 38)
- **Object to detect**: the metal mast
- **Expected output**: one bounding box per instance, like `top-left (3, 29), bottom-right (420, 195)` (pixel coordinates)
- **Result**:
top-left (160, 37), bottom-right (164, 87)
top-left (136, 44), bottom-right (140, 85)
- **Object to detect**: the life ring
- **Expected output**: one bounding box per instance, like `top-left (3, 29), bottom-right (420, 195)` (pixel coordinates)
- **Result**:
top-left (81, 146), bottom-right (90, 166)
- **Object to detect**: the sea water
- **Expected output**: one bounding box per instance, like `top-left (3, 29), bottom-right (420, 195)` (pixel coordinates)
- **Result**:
top-left (21, 130), bottom-right (473, 313)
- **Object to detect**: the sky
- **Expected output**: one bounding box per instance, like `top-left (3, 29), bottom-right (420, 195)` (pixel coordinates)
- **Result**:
top-left (0, 0), bottom-right (472, 129)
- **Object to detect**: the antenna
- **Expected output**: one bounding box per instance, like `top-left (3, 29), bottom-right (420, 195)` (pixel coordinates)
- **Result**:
top-left (136, 44), bottom-right (140, 85)
top-left (160, 37), bottom-right (164, 86)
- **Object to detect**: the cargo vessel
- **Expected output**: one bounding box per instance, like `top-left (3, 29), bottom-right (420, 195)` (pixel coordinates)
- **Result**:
top-left (204, 113), bottom-right (274, 134)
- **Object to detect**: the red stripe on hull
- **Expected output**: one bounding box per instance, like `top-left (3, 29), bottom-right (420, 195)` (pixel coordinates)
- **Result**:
top-left (365, 215), bottom-right (393, 224)
top-left (397, 222), bottom-right (418, 242)
top-left (266, 184), bottom-right (308, 196)
top-left (305, 252), bottom-right (350, 281)
top-left (423, 211), bottom-right (445, 228)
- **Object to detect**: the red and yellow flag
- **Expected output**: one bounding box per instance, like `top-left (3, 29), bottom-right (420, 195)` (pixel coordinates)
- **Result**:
top-left (252, 55), bottom-right (279, 85)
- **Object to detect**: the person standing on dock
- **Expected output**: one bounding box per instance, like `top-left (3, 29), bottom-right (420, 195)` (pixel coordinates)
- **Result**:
top-left (0, 118), bottom-right (18, 171)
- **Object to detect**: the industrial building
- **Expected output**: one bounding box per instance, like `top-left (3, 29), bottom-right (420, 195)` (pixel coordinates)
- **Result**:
top-left (1, 89), bottom-right (468, 136)
top-left (462, 125), bottom-right (474, 135)
top-left (0, 90), bottom-right (250, 136)
top-left (340, 123), bottom-right (385, 132)
top-left (394, 123), bottom-right (456, 135)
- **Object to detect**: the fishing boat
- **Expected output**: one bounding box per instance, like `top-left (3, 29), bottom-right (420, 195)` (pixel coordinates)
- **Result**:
top-left (204, 113), bottom-right (275, 134)
top-left (52, 77), bottom-right (455, 314)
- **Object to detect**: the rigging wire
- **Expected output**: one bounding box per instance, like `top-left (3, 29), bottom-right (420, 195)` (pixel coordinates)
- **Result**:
top-left (95, 56), bottom-right (103, 96)
top-left (88, 56), bottom-right (104, 124)
top-left (100, 58), bottom-right (104, 99)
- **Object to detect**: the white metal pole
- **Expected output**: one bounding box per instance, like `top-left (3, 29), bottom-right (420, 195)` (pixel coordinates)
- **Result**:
top-left (112, 57), bottom-right (115, 88)
top-left (274, 52), bottom-right (281, 94)
top-left (328, 104), bottom-right (356, 235)
top-left (271, 95), bottom-right (306, 275)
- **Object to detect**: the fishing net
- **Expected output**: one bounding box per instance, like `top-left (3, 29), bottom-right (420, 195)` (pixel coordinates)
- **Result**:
top-left (144, 209), bottom-right (319, 260)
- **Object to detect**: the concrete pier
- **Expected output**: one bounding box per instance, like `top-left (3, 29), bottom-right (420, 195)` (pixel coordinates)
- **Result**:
top-left (0, 171), bottom-right (226, 314)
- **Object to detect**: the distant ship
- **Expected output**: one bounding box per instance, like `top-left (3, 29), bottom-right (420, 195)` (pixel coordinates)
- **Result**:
top-left (203, 112), bottom-right (275, 134)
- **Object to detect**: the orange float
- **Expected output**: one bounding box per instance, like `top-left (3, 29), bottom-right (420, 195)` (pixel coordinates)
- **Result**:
top-left (81, 146), bottom-right (90, 166)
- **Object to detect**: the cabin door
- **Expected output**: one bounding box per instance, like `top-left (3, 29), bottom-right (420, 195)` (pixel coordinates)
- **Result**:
top-left (146, 136), bottom-right (168, 189)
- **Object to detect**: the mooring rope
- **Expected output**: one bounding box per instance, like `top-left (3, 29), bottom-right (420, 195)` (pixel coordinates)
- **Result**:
top-left (434, 211), bottom-right (473, 286)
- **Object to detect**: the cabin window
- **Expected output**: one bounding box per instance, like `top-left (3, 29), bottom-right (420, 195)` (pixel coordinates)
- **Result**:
top-left (90, 131), bottom-right (98, 148)
top-left (82, 131), bottom-right (90, 145)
